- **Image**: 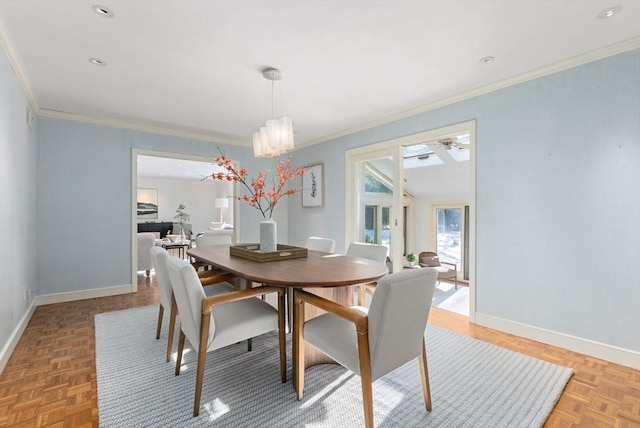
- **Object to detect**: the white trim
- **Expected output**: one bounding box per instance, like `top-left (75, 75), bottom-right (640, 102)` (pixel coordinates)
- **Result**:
top-left (301, 37), bottom-right (640, 149)
top-left (40, 109), bottom-right (247, 147)
top-left (475, 312), bottom-right (640, 370)
top-left (0, 13), bottom-right (39, 112)
top-left (35, 284), bottom-right (133, 306)
top-left (3, 2), bottom-right (635, 152)
top-left (345, 120), bottom-right (476, 317)
top-left (131, 149), bottom-right (242, 284)
top-left (0, 299), bottom-right (37, 373)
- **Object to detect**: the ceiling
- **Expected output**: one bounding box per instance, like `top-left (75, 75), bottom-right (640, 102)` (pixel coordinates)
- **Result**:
top-left (0, 1), bottom-right (638, 150)
top-left (137, 155), bottom-right (225, 181)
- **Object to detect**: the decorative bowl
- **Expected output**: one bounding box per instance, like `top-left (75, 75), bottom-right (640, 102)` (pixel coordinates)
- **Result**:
top-left (209, 222), bottom-right (224, 230)
top-left (167, 234), bottom-right (181, 242)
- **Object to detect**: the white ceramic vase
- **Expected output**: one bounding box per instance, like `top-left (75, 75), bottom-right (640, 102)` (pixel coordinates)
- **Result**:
top-left (260, 218), bottom-right (277, 252)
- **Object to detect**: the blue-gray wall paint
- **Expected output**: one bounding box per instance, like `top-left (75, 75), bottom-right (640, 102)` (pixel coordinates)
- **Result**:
top-left (0, 45), bottom-right (37, 356)
top-left (35, 120), bottom-right (284, 295)
top-left (289, 49), bottom-right (640, 352)
top-left (4, 46), bottom-right (637, 362)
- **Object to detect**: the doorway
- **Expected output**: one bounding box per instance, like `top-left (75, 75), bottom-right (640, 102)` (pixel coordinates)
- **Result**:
top-left (345, 121), bottom-right (476, 320)
top-left (130, 149), bottom-right (236, 292)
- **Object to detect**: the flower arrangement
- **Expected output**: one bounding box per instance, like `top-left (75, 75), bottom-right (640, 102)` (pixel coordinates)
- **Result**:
top-left (406, 252), bottom-right (417, 265)
top-left (208, 154), bottom-right (307, 218)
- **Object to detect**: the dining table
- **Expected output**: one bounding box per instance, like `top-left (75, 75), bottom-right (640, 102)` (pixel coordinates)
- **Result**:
top-left (187, 243), bottom-right (388, 394)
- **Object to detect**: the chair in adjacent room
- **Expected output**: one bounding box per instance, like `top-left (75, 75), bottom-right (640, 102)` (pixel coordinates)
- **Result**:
top-left (166, 257), bottom-right (286, 417)
top-left (294, 268), bottom-right (438, 428)
top-left (418, 251), bottom-right (458, 289)
top-left (137, 232), bottom-right (156, 276)
top-left (305, 236), bottom-right (336, 253)
top-left (150, 246), bottom-right (234, 362)
top-left (191, 229), bottom-right (235, 271)
top-left (194, 229), bottom-right (234, 247)
top-left (346, 242), bottom-right (388, 306)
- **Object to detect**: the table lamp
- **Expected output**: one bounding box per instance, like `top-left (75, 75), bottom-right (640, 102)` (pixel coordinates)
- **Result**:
top-left (215, 197), bottom-right (228, 222)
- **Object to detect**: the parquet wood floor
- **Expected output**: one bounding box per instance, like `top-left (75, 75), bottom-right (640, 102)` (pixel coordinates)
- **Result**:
top-left (0, 276), bottom-right (638, 427)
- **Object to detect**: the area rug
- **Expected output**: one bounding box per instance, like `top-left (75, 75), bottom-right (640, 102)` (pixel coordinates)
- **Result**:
top-left (95, 306), bottom-right (572, 427)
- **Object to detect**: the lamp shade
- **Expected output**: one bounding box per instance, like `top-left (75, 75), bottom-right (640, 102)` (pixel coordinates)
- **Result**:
top-left (215, 198), bottom-right (229, 208)
top-left (253, 116), bottom-right (294, 158)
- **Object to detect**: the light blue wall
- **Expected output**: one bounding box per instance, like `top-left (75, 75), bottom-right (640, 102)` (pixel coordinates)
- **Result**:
top-left (7, 46), bottom-right (637, 363)
top-left (289, 49), bottom-right (640, 352)
top-left (35, 120), bottom-right (284, 294)
top-left (0, 45), bottom-right (37, 356)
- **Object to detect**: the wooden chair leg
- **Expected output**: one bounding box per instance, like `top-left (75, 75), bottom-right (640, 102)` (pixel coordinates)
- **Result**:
top-left (155, 304), bottom-right (164, 339)
top-left (419, 338), bottom-right (432, 412)
top-left (193, 313), bottom-right (212, 417)
top-left (166, 295), bottom-right (178, 362)
top-left (278, 289), bottom-right (287, 383)
top-left (294, 290), bottom-right (305, 400)
top-left (175, 330), bottom-right (185, 376)
top-left (357, 332), bottom-right (374, 428)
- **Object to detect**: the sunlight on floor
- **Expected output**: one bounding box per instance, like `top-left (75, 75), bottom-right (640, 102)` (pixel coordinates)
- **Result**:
top-left (432, 282), bottom-right (469, 316)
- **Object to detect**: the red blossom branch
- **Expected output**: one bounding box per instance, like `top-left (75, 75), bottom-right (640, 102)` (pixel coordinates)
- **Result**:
top-left (206, 151), bottom-right (307, 218)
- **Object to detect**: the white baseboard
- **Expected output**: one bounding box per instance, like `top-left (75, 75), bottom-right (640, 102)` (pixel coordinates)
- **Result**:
top-left (475, 312), bottom-right (640, 370)
top-left (35, 284), bottom-right (134, 306)
top-left (0, 284), bottom-right (134, 374)
top-left (0, 299), bottom-right (37, 373)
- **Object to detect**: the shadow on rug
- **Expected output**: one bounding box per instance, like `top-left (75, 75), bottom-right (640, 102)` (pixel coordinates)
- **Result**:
top-left (95, 306), bottom-right (572, 427)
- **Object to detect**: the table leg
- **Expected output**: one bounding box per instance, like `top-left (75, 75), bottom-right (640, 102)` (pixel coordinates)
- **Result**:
top-left (293, 286), bottom-right (354, 374)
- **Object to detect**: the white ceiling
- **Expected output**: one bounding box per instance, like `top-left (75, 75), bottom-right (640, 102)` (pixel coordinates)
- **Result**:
top-left (137, 155), bottom-right (226, 181)
top-left (1, 1), bottom-right (638, 150)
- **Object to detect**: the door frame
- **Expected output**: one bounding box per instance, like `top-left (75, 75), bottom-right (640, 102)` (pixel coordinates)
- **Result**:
top-left (130, 148), bottom-right (239, 292)
top-left (345, 120), bottom-right (477, 321)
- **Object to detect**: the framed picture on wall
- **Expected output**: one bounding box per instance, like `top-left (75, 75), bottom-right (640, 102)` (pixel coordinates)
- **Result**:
top-left (302, 163), bottom-right (324, 207)
top-left (137, 188), bottom-right (158, 219)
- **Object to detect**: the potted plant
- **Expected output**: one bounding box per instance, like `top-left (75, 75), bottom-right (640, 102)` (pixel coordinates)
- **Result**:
top-left (174, 204), bottom-right (190, 240)
top-left (406, 252), bottom-right (417, 267)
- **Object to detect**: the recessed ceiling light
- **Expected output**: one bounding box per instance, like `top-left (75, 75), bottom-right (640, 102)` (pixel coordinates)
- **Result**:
top-left (479, 56), bottom-right (495, 64)
top-left (92, 5), bottom-right (113, 17)
top-left (598, 5), bottom-right (622, 19)
top-left (89, 58), bottom-right (106, 66)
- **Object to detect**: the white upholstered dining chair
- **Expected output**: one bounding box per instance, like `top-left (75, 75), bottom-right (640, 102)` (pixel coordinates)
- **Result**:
top-left (165, 256), bottom-right (286, 417)
top-left (305, 236), bottom-right (336, 253)
top-left (149, 246), bottom-right (235, 362)
top-left (294, 267), bottom-right (438, 428)
top-left (346, 242), bottom-right (388, 306)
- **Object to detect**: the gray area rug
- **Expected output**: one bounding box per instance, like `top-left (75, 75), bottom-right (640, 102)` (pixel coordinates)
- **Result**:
top-left (95, 306), bottom-right (572, 427)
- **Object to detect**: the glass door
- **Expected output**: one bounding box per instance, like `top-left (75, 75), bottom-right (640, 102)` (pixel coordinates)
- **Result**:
top-left (348, 146), bottom-right (405, 273)
top-left (434, 206), bottom-right (468, 281)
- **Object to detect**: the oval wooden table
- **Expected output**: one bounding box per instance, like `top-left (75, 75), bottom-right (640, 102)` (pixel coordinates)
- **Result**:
top-left (187, 244), bottom-right (388, 395)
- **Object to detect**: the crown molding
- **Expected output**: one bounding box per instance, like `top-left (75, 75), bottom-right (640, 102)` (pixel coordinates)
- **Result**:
top-left (298, 36), bottom-right (640, 149)
top-left (38, 109), bottom-right (248, 147)
top-left (0, 13), bottom-right (39, 112)
top-left (1, 5), bottom-right (637, 150)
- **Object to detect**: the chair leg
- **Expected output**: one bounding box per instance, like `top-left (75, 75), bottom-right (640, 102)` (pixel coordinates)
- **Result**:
top-left (175, 330), bottom-right (185, 376)
top-left (357, 332), bottom-right (374, 428)
top-left (278, 289), bottom-right (287, 383)
top-left (293, 290), bottom-right (305, 400)
top-left (193, 313), bottom-right (212, 417)
top-left (155, 304), bottom-right (164, 340)
top-left (419, 338), bottom-right (432, 412)
top-left (166, 295), bottom-right (178, 362)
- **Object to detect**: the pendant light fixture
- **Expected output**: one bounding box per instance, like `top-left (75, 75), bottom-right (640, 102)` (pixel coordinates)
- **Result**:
top-left (252, 68), bottom-right (294, 158)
